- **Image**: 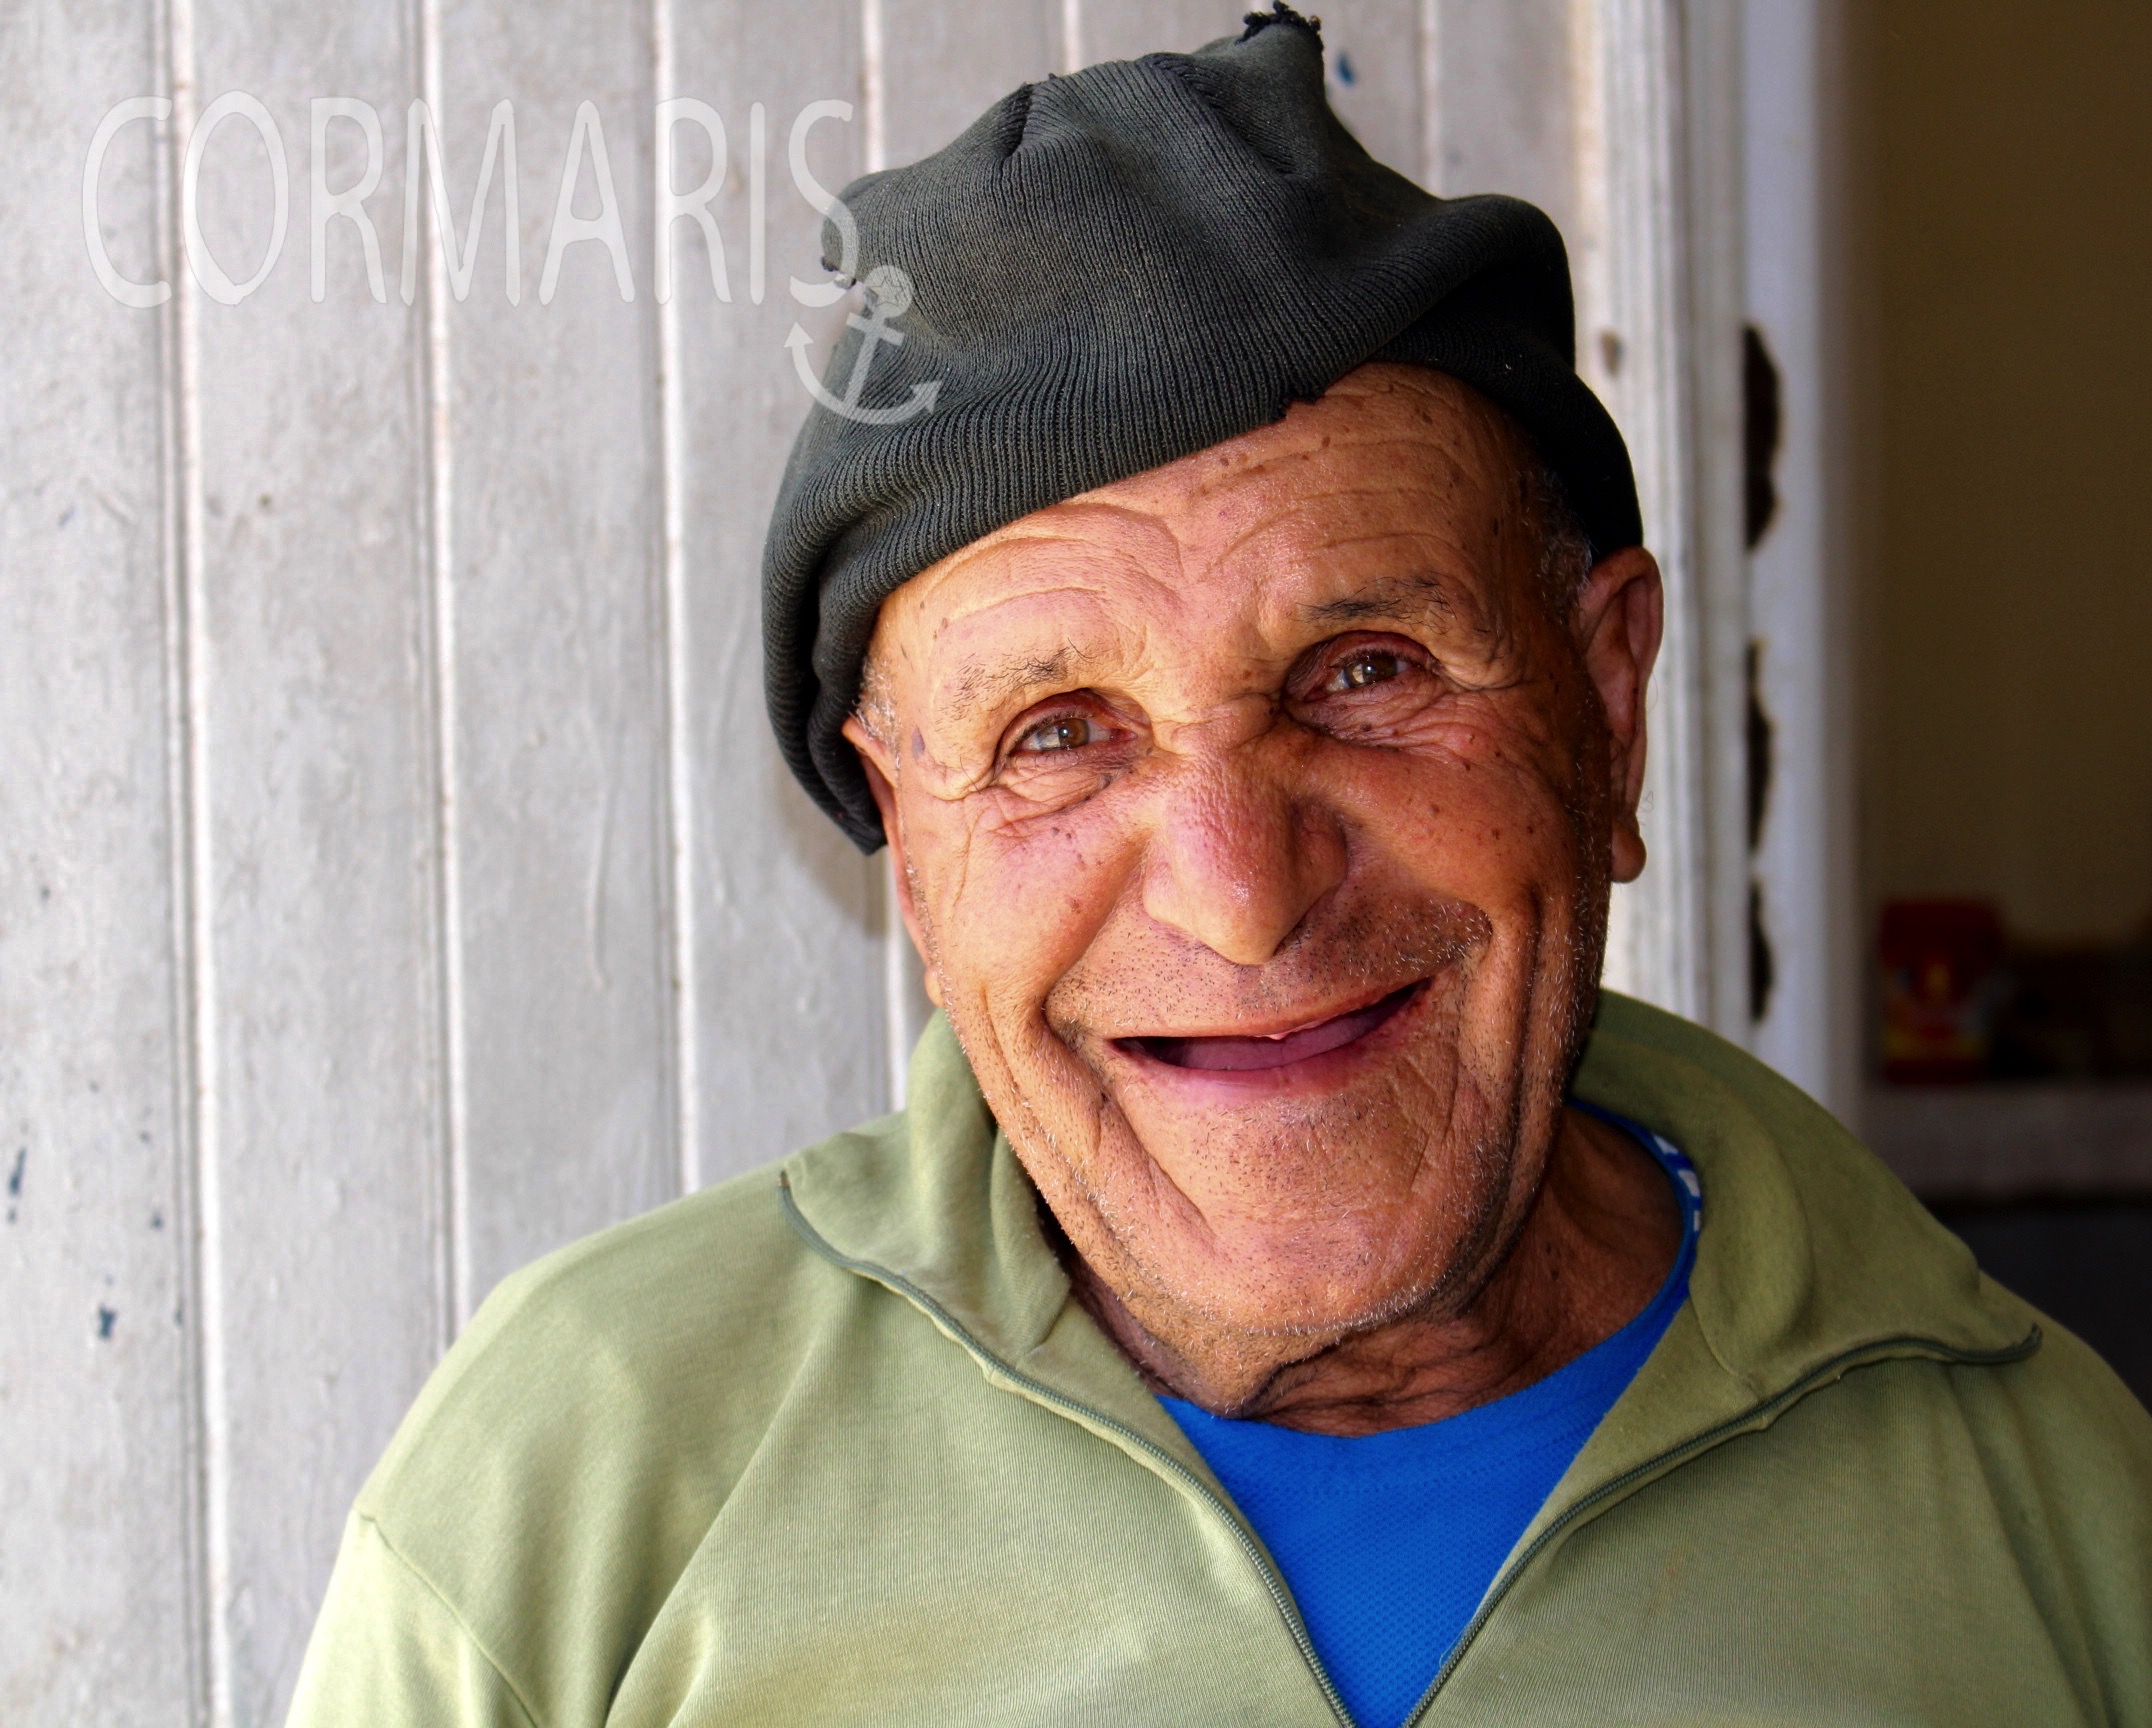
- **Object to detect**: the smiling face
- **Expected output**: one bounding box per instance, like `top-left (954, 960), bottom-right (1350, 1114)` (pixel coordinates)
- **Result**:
top-left (845, 363), bottom-right (1663, 1412)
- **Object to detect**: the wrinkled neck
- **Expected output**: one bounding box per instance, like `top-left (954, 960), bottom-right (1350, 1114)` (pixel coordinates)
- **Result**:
top-left (1064, 1105), bottom-right (1682, 1435)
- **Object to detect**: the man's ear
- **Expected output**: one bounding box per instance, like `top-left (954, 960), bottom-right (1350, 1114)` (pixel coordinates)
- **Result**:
top-left (1569, 545), bottom-right (1664, 885)
top-left (839, 712), bottom-right (943, 1007)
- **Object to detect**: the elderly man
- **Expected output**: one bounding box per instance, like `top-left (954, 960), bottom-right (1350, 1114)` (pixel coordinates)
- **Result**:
top-left (290, 12), bottom-right (2151, 1727)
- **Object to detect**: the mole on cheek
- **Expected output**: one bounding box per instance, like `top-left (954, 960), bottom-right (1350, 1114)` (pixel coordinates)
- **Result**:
top-left (911, 727), bottom-right (926, 761)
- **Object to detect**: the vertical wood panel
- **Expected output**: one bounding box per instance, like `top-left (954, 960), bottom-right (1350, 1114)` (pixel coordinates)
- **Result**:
top-left (1312, 0), bottom-right (1424, 175)
top-left (875, 0), bottom-right (1056, 162)
top-left (0, 4), bottom-right (194, 1721)
top-left (865, 0), bottom-right (1062, 1091)
top-left (1076, 0), bottom-right (1238, 63)
top-left (666, 0), bottom-right (885, 1181)
top-left (1573, 0), bottom-right (1742, 1031)
top-left (181, 2), bottom-right (443, 1717)
top-left (1077, 2), bottom-right (1423, 175)
top-left (1681, 0), bottom-right (1753, 1045)
top-left (433, 4), bottom-right (674, 1303)
top-left (3, 0), bottom-right (1752, 1711)
top-left (1745, 0), bottom-right (1860, 1118)
top-left (1422, 0), bottom-right (1581, 235)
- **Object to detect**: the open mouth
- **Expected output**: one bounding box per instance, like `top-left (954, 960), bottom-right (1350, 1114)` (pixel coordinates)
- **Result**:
top-left (1117, 980), bottom-right (1427, 1073)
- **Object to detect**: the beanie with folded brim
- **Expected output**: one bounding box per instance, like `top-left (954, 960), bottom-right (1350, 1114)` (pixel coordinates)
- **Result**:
top-left (761, 4), bottom-right (1640, 852)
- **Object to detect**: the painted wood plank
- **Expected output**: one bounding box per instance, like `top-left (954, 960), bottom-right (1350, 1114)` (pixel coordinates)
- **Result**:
top-left (662, 0), bottom-right (885, 1179)
top-left (1076, 0), bottom-right (1422, 178)
top-left (0, 4), bottom-right (196, 1720)
top-left (1421, 0), bottom-right (1582, 235)
top-left (1309, 0), bottom-right (1425, 178)
top-left (1745, 0), bottom-right (1862, 1118)
top-left (1571, 0), bottom-right (1749, 1041)
top-left (1075, 0), bottom-right (1241, 64)
top-left (1, 10), bottom-right (1753, 1721)
top-left (865, 0), bottom-right (1064, 1087)
top-left (874, 0), bottom-right (1058, 163)
top-left (178, 2), bottom-right (445, 1718)
top-left (1572, 0), bottom-right (1711, 1026)
top-left (431, 3), bottom-right (676, 1303)
top-left (1680, 0), bottom-right (1754, 1048)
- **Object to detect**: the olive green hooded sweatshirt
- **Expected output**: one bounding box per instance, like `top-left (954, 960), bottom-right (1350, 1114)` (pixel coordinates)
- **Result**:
top-left (288, 994), bottom-right (2152, 1727)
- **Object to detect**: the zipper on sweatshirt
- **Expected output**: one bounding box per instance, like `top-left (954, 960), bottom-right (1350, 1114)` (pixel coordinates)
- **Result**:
top-left (1395, 1324), bottom-right (2040, 1726)
top-left (781, 1176), bottom-right (2038, 1728)
top-left (779, 1178), bottom-right (1357, 1726)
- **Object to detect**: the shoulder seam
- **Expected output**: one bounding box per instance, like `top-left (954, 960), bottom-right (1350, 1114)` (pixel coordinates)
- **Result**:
top-left (353, 1511), bottom-right (548, 1728)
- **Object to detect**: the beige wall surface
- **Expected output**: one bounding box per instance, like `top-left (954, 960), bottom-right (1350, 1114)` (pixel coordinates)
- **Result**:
top-left (1855, 1), bottom-right (2152, 946)
top-left (3, 2), bottom-right (1743, 1719)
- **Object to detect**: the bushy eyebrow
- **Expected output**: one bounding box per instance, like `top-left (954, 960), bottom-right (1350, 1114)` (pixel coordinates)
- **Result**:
top-left (936, 644), bottom-right (1084, 729)
top-left (928, 569), bottom-right (1467, 731)
top-left (1300, 570), bottom-right (1457, 628)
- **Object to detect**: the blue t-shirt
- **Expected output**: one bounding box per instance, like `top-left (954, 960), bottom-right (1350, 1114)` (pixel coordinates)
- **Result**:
top-left (1161, 1113), bottom-right (1702, 1728)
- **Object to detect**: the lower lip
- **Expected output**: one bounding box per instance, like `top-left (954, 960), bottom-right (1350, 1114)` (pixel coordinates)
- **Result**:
top-left (1110, 980), bottom-right (1429, 1094)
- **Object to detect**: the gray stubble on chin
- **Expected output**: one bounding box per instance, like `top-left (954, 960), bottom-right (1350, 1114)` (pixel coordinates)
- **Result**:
top-left (955, 874), bottom-right (1581, 1307)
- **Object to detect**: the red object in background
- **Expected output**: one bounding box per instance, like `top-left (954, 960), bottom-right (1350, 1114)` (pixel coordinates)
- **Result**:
top-left (1879, 900), bottom-right (2005, 1082)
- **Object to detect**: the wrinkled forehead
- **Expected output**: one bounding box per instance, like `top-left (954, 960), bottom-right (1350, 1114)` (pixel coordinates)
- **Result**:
top-left (868, 364), bottom-right (1547, 697)
top-left (1095, 361), bottom-right (1528, 496)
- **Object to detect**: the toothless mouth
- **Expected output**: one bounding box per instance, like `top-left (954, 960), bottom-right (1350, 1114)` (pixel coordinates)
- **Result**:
top-left (1115, 980), bottom-right (1428, 1074)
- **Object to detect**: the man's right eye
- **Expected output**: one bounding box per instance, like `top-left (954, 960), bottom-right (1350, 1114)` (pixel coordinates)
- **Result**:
top-left (1016, 715), bottom-right (1093, 754)
top-left (1329, 648), bottom-right (1403, 692)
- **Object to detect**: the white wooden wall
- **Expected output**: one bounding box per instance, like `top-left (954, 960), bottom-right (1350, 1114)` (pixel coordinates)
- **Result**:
top-left (2, 3), bottom-right (1754, 1720)
top-left (1743, 0), bottom-right (1861, 1122)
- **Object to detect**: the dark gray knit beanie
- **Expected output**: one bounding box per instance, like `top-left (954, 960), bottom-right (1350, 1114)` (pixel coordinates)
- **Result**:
top-left (762, 5), bottom-right (1640, 851)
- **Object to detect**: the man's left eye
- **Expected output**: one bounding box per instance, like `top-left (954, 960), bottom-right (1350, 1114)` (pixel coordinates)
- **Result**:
top-left (1330, 649), bottom-right (1403, 692)
top-left (1017, 715), bottom-right (1094, 753)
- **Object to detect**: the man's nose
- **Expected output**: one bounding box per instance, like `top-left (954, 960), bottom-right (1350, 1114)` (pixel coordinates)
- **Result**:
top-left (1139, 753), bottom-right (1348, 967)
